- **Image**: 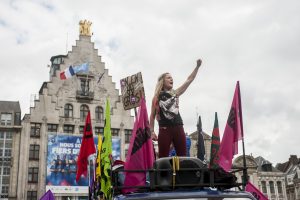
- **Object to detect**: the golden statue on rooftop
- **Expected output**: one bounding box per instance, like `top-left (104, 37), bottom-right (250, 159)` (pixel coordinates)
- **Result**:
top-left (79, 20), bottom-right (92, 36)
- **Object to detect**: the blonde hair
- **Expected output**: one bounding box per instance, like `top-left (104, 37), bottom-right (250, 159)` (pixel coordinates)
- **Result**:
top-left (154, 72), bottom-right (169, 98)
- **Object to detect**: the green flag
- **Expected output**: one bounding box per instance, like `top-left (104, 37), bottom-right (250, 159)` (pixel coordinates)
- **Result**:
top-left (209, 112), bottom-right (221, 168)
top-left (100, 98), bottom-right (112, 199)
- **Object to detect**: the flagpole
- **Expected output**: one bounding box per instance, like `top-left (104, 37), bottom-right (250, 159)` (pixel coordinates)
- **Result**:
top-left (237, 81), bottom-right (248, 190)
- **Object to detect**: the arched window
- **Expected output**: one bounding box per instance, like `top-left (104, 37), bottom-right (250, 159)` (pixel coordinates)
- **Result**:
top-left (269, 181), bottom-right (275, 194)
top-left (64, 104), bottom-right (73, 118)
top-left (95, 106), bottom-right (104, 122)
top-left (80, 105), bottom-right (89, 122)
top-left (277, 181), bottom-right (282, 194)
top-left (261, 181), bottom-right (267, 194)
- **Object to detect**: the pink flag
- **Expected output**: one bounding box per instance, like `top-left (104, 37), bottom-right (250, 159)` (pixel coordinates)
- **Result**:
top-left (218, 81), bottom-right (243, 171)
top-left (246, 181), bottom-right (268, 200)
top-left (123, 98), bottom-right (155, 193)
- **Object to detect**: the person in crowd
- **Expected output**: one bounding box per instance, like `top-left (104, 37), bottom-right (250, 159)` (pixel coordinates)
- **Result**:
top-left (150, 59), bottom-right (202, 158)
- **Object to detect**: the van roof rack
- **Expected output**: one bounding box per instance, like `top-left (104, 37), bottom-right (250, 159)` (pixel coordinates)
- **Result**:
top-left (112, 159), bottom-right (247, 195)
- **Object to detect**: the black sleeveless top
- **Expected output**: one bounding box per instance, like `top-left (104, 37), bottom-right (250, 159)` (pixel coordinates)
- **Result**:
top-left (158, 90), bottom-right (183, 126)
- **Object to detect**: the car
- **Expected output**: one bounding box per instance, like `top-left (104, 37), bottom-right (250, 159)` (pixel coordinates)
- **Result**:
top-left (113, 189), bottom-right (256, 200)
top-left (112, 157), bottom-right (256, 200)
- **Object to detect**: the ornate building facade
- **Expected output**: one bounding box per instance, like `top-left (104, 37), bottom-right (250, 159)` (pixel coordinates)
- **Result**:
top-left (233, 155), bottom-right (287, 200)
top-left (276, 155), bottom-right (300, 200)
top-left (10, 21), bottom-right (134, 200)
top-left (0, 101), bottom-right (22, 199)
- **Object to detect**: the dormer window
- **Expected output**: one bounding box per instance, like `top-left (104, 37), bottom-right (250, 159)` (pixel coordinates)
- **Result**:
top-left (262, 163), bottom-right (272, 172)
top-left (50, 55), bottom-right (66, 77)
top-left (1, 113), bottom-right (12, 126)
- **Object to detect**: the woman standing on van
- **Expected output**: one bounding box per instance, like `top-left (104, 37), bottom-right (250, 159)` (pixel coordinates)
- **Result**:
top-left (150, 59), bottom-right (202, 158)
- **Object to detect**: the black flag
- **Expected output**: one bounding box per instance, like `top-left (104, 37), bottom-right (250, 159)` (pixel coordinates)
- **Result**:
top-left (197, 116), bottom-right (206, 161)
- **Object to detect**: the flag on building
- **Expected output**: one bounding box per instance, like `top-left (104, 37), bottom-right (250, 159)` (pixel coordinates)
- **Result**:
top-left (209, 112), bottom-right (220, 169)
top-left (76, 111), bottom-right (96, 182)
top-left (60, 66), bottom-right (75, 80)
top-left (60, 63), bottom-right (89, 80)
top-left (100, 99), bottom-right (113, 199)
top-left (72, 63), bottom-right (89, 74)
top-left (40, 189), bottom-right (55, 200)
top-left (246, 181), bottom-right (268, 200)
top-left (218, 81), bottom-right (244, 172)
top-left (197, 115), bottom-right (206, 161)
top-left (123, 97), bottom-right (155, 193)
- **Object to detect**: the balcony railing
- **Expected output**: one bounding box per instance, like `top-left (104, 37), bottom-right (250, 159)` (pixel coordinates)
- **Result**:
top-left (76, 90), bottom-right (94, 100)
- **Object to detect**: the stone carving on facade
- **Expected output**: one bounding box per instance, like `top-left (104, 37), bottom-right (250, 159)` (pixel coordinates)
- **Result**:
top-left (24, 114), bottom-right (31, 123)
top-left (74, 120), bottom-right (80, 125)
top-left (59, 117), bottom-right (64, 125)
top-left (99, 87), bottom-right (108, 94)
top-left (233, 155), bottom-right (258, 169)
top-left (79, 20), bottom-right (92, 36)
top-left (42, 116), bottom-right (47, 123)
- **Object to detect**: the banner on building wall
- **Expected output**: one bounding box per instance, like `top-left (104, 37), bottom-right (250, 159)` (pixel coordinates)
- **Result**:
top-left (46, 133), bottom-right (121, 194)
top-left (120, 72), bottom-right (145, 110)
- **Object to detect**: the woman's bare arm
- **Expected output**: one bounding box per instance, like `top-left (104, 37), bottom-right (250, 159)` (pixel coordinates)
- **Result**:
top-left (175, 59), bottom-right (202, 96)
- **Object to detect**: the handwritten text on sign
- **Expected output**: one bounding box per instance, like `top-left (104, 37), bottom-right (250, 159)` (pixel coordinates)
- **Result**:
top-left (120, 72), bottom-right (145, 110)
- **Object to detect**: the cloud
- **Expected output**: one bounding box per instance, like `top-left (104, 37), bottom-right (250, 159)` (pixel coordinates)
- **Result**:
top-left (0, 0), bottom-right (299, 164)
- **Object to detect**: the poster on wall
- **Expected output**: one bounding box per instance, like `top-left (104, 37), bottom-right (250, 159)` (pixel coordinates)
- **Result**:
top-left (120, 72), bottom-right (145, 110)
top-left (46, 133), bottom-right (121, 194)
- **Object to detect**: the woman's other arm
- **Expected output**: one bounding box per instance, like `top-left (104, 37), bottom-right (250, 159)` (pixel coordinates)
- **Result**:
top-left (149, 97), bottom-right (158, 141)
top-left (175, 59), bottom-right (202, 96)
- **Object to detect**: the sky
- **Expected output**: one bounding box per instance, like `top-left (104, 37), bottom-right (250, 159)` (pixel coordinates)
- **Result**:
top-left (0, 0), bottom-right (299, 165)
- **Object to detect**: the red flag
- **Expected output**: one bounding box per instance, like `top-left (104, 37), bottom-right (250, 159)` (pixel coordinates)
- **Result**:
top-left (246, 181), bottom-right (268, 200)
top-left (209, 112), bottom-right (220, 168)
top-left (123, 98), bottom-right (155, 193)
top-left (76, 111), bottom-right (96, 182)
top-left (218, 81), bottom-right (243, 171)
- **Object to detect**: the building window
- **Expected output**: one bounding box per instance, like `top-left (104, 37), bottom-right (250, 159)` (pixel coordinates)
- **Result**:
top-left (1, 166), bottom-right (10, 197)
top-left (14, 112), bottom-right (21, 125)
top-left (27, 191), bottom-right (37, 200)
top-left (62, 197), bottom-right (73, 200)
top-left (1, 185), bottom-right (9, 198)
top-left (79, 126), bottom-right (84, 134)
top-left (95, 106), bottom-right (104, 122)
top-left (28, 167), bottom-right (39, 183)
top-left (47, 124), bottom-right (58, 133)
top-left (261, 181), bottom-right (267, 194)
top-left (125, 129), bottom-right (132, 143)
top-left (0, 131), bottom-right (12, 162)
top-left (269, 181), bottom-right (275, 194)
top-left (1, 175), bottom-right (9, 184)
top-left (1, 113), bottom-right (12, 125)
top-left (29, 144), bottom-right (40, 160)
top-left (4, 149), bottom-right (11, 157)
top-left (5, 132), bottom-right (12, 139)
top-left (78, 197), bottom-right (88, 200)
top-left (125, 149), bottom-right (128, 157)
top-left (111, 128), bottom-right (119, 137)
top-left (3, 167), bottom-right (10, 175)
top-left (95, 127), bottom-right (104, 136)
top-left (30, 123), bottom-right (41, 138)
top-left (64, 104), bottom-right (73, 118)
top-left (64, 125), bottom-right (74, 134)
top-left (277, 181), bottom-right (282, 194)
top-left (80, 79), bottom-right (90, 96)
top-left (80, 105), bottom-right (89, 122)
